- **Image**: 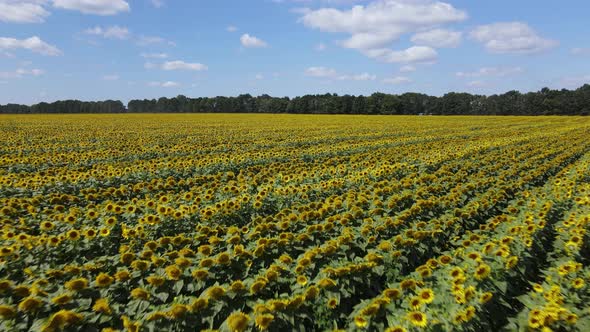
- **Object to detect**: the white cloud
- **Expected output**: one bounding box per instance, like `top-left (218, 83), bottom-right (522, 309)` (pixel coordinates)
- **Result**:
top-left (456, 66), bottom-right (523, 78)
top-left (161, 60), bottom-right (208, 71)
top-left (305, 66), bottom-right (338, 78)
top-left (102, 74), bottom-right (119, 80)
top-left (140, 52), bottom-right (168, 59)
top-left (382, 76), bottom-right (411, 84)
top-left (340, 72), bottom-right (376, 81)
top-left (300, 0), bottom-right (466, 62)
top-left (148, 80), bottom-right (179, 87)
top-left (151, 0), bottom-right (164, 8)
top-left (240, 34), bottom-right (268, 48)
top-left (0, 36), bottom-right (62, 56)
top-left (571, 47), bottom-right (590, 56)
top-left (363, 46), bottom-right (437, 63)
top-left (399, 65), bottom-right (416, 73)
top-left (467, 80), bottom-right (486, 87)
top-left (304, 66), bottom-right (376, 81)
top-left (84, 25), bottom-right (129, 39)
top-left (411, 28), bottom-right (462, 48)
top-left (255, 74), bottom-right (264, 80)
top-left (470, 22), bottom-right (558, 54)
top-left (137, 35), bottom-right (174, 46)
top-left (53, 0), bottom-right (130, 15)
top-left (226, 25), bottom-right (238, 32)
top-left (0, 67), bottom-right (45, 79)
top-left (0, 0), bottom-right (50, 23)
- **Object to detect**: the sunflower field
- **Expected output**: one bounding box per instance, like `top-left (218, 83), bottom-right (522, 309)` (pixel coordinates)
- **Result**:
top-left (0, 114), bottom-right (589, 332)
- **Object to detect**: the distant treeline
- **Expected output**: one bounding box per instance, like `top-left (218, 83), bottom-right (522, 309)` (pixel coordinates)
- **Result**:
top-left (2, 85), bottom-right (590, 115)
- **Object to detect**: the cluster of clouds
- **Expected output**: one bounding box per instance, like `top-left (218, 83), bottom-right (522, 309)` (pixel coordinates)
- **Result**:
top-left (304, 66), bottom-right (411, 85)
top-left (0, 0), bottom-right (585, 92)
top-left (299, 0), bottom-right (558, 65)
top-left (0, 0), bottom-right (130, 23)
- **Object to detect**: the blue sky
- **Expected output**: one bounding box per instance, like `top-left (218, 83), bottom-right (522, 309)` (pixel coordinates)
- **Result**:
top-left (1, 0), bottom-right (589, 105)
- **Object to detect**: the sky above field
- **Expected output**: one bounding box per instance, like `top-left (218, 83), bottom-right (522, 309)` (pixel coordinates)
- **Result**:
top-left (1, 0), bottom-right (590, 104)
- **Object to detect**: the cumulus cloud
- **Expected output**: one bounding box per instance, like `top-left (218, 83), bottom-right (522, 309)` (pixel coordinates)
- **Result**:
top-left (240, 34), bottom-right (268, 48)
top-left (137, 35), bottom-right (175, 46)
top-left (0, 0), bottom-right (50, 23)
top-left (148, 81), bottom-right (179, 87)
top-left (456, 66), bottom-right (523, 78)
top-left (363, 46), bottom-right (437, 63)
top-left (470, 22), bottom-right (558, 54)
top-left (161, 60), bottom-right (208, 71)
top-left (226, 25), bottom-right (238, 32)
top-left (411, 28), bottom-right (462, 48)
top-left (399, 65), bottom-right (416, 73)
top-left (0, 67), bottom-right (45, 79)
top-left (53, 0), bottom-right (130, 15)
top-left (304, 66), bottom-right (376, 81)
top-left (140, 52), bottom-right (168, 59)
top-left (0, 36), bottom-right (62, 56)
top-left (300, 0), bottom-right (466, 62)
top-left (84, 25), bottom-right (129, 39)
top-left (382, 76), bottom-right (411, 84)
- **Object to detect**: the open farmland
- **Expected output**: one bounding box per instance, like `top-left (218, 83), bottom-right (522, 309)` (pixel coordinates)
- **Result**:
top-left (1, 114), bottom-right (590, 332)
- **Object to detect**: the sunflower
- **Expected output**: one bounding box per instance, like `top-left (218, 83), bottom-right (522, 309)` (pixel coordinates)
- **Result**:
top-left (304, 286), bottom-right (319, 300)
top-left (354, 315), bottom-right (368, 328)
top-left (165, 265), bottom-right (182, 280)
top-left (192, 269), bottom-right (209, 281)
top-left (207, 286), bottom-right (225, 300)
top-left (95, 273), bottom-right (114, 288)
top-left (406, 311), bottom-right (428, 328)
top-left (51, 293), bottom-right (73, 305)
top-left (230, 280), bottom-right (245, 292)
top-left (65, 278), bottom-right (88, 291)
top-left (566, 313), bottom-right (578, 325)
top-left (505, 256), bottom-right (519, 269)
top-left (409, 297), bottom-right (423, 310)
top-left (66, 230), bottom-right (80, 241)
top-left (130, 288), bottom-right (149, 300)
top-left (474, 264), bottom-right (491, 280)
top-left (17, 297), bottom-right (43, 312)
top-left (255, 313), bottom-right (274, 330)
top-left (250, 281), bottom-right (266, 295)
top-left (400, 278), bottom-right (417, 290)
top-left (0, 305), bottom-right (16, 319)
top-left (114, 270), bottom-right (131, 282)
top-left (99, 228), bottom-right (110, 237)
top-left (572, 278), bottom-right (585, 289)
top-left (385, 326), bottom-right (407, 332)
top-left (418, 288), bottom-right (434, 304)
top-left (327, 298), bottom-right (338, 309)
top-left (296, 275), bottom-right (308, 286)
top-left (40, 221), bottom-right (55, 231)
top-left (190, 298), bottom-right (209, 312)
top-left (147, 311), bottom-right (167, 321)
top-left (146, 275), bottom-right (165, 287)
top-left (227, 311), bottom-right (250, 332)
top-left (383, 288), bottom-right (402, 300)
top-left (168, 304), bottom-right (189, 319)
top-left (92, 298), bottom-right (112, 315)
top-left (479, 292), bottom-right (493, 304)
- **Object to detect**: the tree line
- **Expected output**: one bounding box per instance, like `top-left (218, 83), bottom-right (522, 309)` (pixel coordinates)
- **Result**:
top-left (2, 85), bottom-right (590, 115)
